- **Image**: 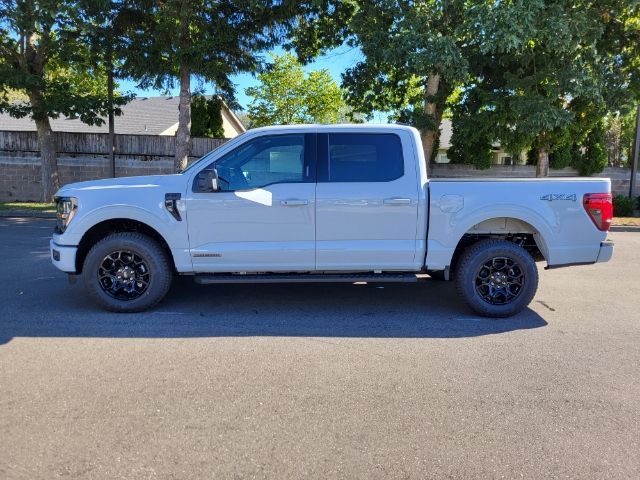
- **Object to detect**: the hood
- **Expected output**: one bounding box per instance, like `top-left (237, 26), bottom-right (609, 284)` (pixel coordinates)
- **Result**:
top-left (55, 174), bottom-right (186, 197)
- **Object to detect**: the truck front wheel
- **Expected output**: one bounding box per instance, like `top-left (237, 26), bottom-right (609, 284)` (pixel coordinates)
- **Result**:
top-left (82, 232), bottom-right (173, 312)
top-left (455, 239), bottom-right (538, 318)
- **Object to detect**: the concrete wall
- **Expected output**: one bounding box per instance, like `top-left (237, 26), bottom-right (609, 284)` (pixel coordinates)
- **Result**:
top-left (430, 164), bottom-right (639, 197)
top-left (1, 130), bottom-right (637, 201)
top-left (0, 131), bottom-right (227, 201)
top-left (0, 153), bottom-right (176, 201)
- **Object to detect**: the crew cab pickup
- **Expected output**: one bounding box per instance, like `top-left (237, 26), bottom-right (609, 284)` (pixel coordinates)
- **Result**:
top-left (50, 124), bottom-right (614, 317)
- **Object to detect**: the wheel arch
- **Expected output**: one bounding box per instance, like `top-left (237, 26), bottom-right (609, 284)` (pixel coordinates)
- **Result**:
top-left (75, 218), bottom-right (176, 274)
top-left (446, 215), bottom-right (550, 278)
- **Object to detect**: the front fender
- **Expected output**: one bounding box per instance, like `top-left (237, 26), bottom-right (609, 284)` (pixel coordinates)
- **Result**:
top-left (65, 204), bottom-right (181, 244)
top-left (55, 204), bottom-right (193, 273)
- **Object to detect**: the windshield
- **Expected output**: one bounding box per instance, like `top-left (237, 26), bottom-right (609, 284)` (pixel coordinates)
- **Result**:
top-left (180, 131), bottom-right (249, 174)
top-left (180, 149), bottom-right (219, 174)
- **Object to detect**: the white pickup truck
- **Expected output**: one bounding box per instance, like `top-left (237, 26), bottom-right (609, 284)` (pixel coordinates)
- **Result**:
top-left (50, 124), bottom-right (614, 317)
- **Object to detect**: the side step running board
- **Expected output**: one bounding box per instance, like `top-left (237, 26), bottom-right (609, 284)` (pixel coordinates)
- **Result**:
top-left (194, 273), bottom-right (422, 285)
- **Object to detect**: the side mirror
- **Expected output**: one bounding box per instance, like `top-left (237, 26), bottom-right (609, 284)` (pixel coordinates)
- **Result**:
top-left (196, 169), bottom-right (219, 192)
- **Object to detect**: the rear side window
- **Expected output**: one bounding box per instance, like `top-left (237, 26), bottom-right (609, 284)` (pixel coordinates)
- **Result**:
top-left (326, 133), bottom-right (404, 182)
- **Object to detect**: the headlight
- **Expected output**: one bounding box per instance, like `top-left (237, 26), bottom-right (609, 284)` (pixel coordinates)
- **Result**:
top-left (54, 196), bottom-right (77, 234)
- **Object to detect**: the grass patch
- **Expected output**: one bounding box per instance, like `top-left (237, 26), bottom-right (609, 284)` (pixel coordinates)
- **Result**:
top-left (612, 216), bottom-right (640, 226)
top-left (0, 202), bottom-right (56, 212)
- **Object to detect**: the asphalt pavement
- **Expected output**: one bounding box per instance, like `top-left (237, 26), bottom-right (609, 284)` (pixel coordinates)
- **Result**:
top-left (0, 217), bottom-right (638, 479)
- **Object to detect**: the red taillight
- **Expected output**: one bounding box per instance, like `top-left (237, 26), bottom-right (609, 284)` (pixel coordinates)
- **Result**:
top-left (583, 193), bottom-right (613, 231)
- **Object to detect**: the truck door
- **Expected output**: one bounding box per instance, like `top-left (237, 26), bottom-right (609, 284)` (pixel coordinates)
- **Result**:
top-left (185, 133), bottom-right (316, 272)
top-left (315, 131), bottom-right (419, 270)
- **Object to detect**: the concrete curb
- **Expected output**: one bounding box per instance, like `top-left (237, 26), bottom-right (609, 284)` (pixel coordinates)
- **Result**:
top-left (0, 211), bottom-right (55, 219)
top-left (610, 225), bottom-right (640, 232)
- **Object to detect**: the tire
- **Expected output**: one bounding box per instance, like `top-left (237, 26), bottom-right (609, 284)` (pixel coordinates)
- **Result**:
top-left (455, 239), bottom-right (538, 318)
top-left (82, 232), bottom-right (173, 312)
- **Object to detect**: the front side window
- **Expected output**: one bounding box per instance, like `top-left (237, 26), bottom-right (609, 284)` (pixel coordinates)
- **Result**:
top-left (208, 134), bottom-right (307, 191)
top-left (326, 133), bottom-right (404, 182)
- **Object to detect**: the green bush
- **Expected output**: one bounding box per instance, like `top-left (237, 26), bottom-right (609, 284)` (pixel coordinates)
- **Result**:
top-left (613, 195), bottom-right (635, 217)
top-left (191, 95), bottom-right (225, 138)
top-left (448, 114), bottom-right (493, 169)
top-left (549, 144), bottom-right (572, 169)
top-left (572, 123), bottom-right (608, 176)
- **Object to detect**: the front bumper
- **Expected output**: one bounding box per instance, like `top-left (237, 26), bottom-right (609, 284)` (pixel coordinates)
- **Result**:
top-left (50, 239), bottom-right (78, 273)
top-left (596, 240), bottom-right (614, 263)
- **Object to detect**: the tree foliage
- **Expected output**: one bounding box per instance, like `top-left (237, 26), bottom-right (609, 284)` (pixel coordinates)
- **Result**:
top-left (448, 89), bottom-right (494, 169)
top-left (549, 145), bottom-right (573, 170)
top-left (0, 1), bottom-right (127, 123)
top-left (246, 53), bottom-right (345, 126)
top-left (191, 95), bottom-right (224, 138)
top-left (573, 122), bottom-right (609, 176)
top-left (292, 1), bottom-right (640, 174)
top-left (449, 0), bottom-right (640, 175)
top-left (120, 0), bottom-right (303, 170)
top-left (289, 0), bottom-right (474, 164)
top-left (0, 0), bottom-right (130, 200)
top-left (604, 109), bottom-right (638, 167)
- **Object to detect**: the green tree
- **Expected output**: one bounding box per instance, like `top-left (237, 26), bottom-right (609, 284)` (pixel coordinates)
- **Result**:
top-left (246, 53), bottom-right (345, 126)
top-left (76, 0), bottom-right (140, 177)
top-left (449, 0), bottom-right (640, 176)
top-left (604, 109), bottom-right (639, 167)
top-left (290, 1), bottom-right (472, 164)
top-left (573, 122), bottom-right (608, 176)
top-left (549, 144), bottom-right (573, 170)
top-left (0, 0), bottom-right (129, 200)
top-left (191, 95), bottom-right (224, 138)
top-left (121, 0), bottom-right (302, 171)
top-left (448, 89), bottom-right (494, 169)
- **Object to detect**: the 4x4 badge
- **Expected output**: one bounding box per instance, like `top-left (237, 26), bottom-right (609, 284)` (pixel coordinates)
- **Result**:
top-left (540, 193), bottom-right (577, 202)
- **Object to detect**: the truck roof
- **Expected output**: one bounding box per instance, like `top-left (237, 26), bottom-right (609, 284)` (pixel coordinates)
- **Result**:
top-left (246, 123), bottom-right (419, 135)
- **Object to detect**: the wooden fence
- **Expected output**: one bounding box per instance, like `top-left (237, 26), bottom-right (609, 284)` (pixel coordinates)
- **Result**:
top-left (0, 130), bottom-right (228, 157)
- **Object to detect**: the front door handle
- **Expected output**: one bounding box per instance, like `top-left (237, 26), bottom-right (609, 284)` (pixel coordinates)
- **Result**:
top-left (383, 197), bottom-right (412, 205)
top-left (280, 199), bottom-right (309, 206)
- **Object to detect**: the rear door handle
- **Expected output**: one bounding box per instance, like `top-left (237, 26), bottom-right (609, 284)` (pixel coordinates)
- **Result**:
top-left (383, 197), bottom-right (412, 205)
top-left (280, 199), bottom-right (309, 206)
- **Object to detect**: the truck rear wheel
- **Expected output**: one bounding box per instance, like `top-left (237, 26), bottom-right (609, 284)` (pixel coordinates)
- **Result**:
top-left (455, 239), bottom-right (538, 318)
top-left (82, 232), bottom-right (172, 312)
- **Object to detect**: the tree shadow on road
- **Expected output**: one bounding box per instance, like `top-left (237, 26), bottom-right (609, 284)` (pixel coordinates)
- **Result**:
top-left (0, 277), bottom-right (548, 345)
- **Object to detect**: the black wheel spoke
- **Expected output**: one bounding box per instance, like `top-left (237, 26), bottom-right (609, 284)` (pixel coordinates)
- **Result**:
top-left (475, 256), bottom-right (526, 306)
top-left (97, 250), bottom-right (150, 301)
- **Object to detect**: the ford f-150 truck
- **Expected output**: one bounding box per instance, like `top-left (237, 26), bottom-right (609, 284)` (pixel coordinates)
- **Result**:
top-left (50, 124), bottom-right (614, 317)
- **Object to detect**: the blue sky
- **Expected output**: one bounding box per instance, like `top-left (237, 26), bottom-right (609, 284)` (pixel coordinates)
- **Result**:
top-left (118, 46), bottom-right (389, 123)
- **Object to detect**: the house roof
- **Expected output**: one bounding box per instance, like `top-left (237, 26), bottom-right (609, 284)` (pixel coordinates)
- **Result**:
top-left (0, 96), bottom-right (246, 136)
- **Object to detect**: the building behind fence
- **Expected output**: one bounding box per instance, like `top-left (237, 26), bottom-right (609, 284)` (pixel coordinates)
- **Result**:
top-left (0, 130), bottom-right (637, 202)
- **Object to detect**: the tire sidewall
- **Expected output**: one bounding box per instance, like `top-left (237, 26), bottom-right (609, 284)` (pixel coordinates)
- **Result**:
top-left (83, 234), bottom-right (171, 312)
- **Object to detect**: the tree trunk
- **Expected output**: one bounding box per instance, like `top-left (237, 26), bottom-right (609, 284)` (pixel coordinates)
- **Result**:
top-left (175, 63), bottom-right (191, 172)
top-left (28, 91), bottom-right (59, 202)
top-left (421, 73), bottom-right (441, 169)
top-left (536, 147), bottom-right (549, 177)
top-left (107, 43), bottom-right (116, 178)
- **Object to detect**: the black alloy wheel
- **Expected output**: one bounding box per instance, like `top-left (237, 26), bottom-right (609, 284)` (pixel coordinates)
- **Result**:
top-left (474, 256), bottom-right (525, 305)
top-left (98, 250), bottom-right (151, 300)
